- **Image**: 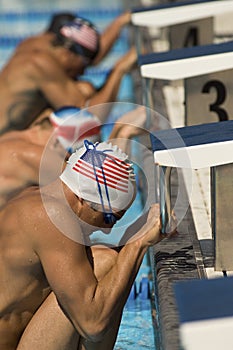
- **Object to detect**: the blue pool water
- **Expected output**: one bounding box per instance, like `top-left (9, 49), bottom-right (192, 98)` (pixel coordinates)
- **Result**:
top-left (114, 258), bottom-right (156, 349)
top-left (115, 299), bottom-right (155, 349)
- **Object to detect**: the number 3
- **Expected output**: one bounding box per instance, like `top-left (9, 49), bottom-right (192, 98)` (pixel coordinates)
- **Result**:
top-left (202, 80), bottom-right (228, 121)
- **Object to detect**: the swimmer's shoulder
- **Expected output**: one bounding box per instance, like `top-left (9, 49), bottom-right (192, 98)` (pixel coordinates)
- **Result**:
top-left (2, 184), bottom-right (68, 228)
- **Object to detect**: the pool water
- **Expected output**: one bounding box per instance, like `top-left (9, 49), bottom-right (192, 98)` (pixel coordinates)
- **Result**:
top-left (115, 299), bottom-right (155, 350)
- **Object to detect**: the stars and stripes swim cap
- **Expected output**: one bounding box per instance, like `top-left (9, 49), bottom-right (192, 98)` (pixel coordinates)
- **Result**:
top-left (59, 17), bottom-right (100, 60)
top-left (60, 140), bottom-right (136, 211)
top-left (49, 106), bottom-right (101, 153)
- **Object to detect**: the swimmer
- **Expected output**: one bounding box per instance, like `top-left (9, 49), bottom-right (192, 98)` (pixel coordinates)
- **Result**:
top-left (0, 140), bottom-right (175, 349)
top-left (0, 103), bottom-right (149, 210)
top-left (19, 10), bottom-right (131, 66)
top-left (0, 106), bottom-right (100, 209)
top-left (0, 11), bottom-right (135, 134)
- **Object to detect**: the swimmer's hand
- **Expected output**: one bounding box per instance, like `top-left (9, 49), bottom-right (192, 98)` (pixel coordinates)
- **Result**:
top-left (139, 204), bottom-right (177, 247)
top-left (119, 204), bottom-right (177, 246)
top-left (115, 47), bottom-right (137, 74)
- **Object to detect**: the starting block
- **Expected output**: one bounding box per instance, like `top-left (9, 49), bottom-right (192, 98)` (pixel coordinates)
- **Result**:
top-left (174, 276), bottom-right (233, 350)
top-left (151, 119), bottom-right (233, 271)
top-left (131, 0), bottom-right (233, 53)
top-left (139, 40), bottom-right (233, 125)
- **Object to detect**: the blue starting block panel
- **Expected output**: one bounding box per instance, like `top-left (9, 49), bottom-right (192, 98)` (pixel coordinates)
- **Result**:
top-left (139, 41), bottom-right (233, 125)
top-left (174, 276), bottom-right (233, 350)
top-left (151, 120), bottom-right (233, 271)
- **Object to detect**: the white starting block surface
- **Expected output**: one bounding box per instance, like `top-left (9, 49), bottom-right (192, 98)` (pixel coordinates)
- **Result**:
top-left (152, 120), bottom-right (233, 273)
top-left (151, 120), bottom-right (233, 169)
top-left (131, 0), bottom-right (233, 28)
top-left (174, 276), bottom-right (233, 350)
top-left (139, 40), bottom-right (233, 80)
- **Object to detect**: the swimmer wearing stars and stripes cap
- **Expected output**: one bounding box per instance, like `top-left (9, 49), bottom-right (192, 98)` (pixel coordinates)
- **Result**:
top-left (49, 106), bottom-right (101, 153)
top-left (53, 16), bottom-right (100, 64)
top-left (60, 140), bottom-right (136, 224)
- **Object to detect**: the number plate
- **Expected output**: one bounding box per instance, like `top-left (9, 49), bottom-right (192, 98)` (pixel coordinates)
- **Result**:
top-left (185, 69), bottom-right (233, 125)
top-left (169, 17), bottom-right (213, 50)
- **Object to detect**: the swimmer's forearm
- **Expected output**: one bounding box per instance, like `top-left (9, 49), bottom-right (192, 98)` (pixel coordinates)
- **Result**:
top-left (98, 238), bottom-right (147, 307)
top-left (80, 206), bottom-right (163, 341)
top-left (65, 206), bottom-right (162, 342)
top-left (92, 11), bottom-right (131, 65)
top-left (43, 209), bottom-right (162, 343)
top-left (75, 239), bottom-right (148, 342)
top-left (88, 65), bottom-right (124, 113)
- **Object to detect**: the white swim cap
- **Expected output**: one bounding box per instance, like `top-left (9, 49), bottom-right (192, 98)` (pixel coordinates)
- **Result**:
top-left (49, 106), bottom-right (101, 152)
top-left (60, 140), bottom-right (136, 211)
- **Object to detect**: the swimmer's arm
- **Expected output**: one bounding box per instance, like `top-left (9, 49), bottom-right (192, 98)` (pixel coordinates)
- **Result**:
top-left (92, 11), bottom-right (131, 65)
top-left (87, 48), bottom-right (137, 122)
top-left (107, 107), bottom-right (146, 155)
top-left (33, 203), bottom-right (164, 343)
top-left (109, 106), bottom-right (147, 139)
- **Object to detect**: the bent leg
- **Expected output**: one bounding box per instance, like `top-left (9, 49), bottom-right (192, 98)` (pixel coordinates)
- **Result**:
top-left (17, 292), bottom-right (80, 350)
top-left (17, 245), bottom-right (122, 350)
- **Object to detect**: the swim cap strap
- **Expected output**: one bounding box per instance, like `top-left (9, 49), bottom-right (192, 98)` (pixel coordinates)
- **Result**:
top-left (83, 140), bottom-right (116, 224)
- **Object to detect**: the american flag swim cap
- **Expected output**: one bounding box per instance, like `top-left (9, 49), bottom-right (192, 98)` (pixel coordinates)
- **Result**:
top-left (59, 17), bottom-right (100, 60)
top-left (49, 106), bottom-right (101, 153)
top-left (60, 140), bottom-right (136, 211)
